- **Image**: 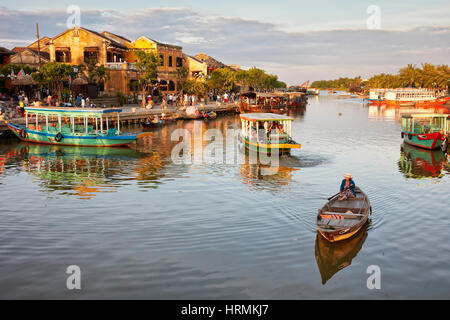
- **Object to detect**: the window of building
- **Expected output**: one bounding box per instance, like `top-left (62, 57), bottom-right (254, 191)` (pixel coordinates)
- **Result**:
top-left (176, 56), bottom-right (183, 67)
top-left (55, 49), bottom-right (71, 63)
top-left (168, 80), bottom-right (175, 91)
top-left (168, 55), bottom-right (173, 67)
top-left (84, 50), bottom-right (98, 64)
top-left (160, 54), bottom-right (164, 66)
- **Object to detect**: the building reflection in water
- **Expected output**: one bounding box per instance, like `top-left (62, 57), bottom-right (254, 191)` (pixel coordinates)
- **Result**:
top-left (368, 104), bottom-right (449, 121)
top-left (315, 224), bottom-right (368, 285)
top-left (398, 143), bottom-right (447, 179)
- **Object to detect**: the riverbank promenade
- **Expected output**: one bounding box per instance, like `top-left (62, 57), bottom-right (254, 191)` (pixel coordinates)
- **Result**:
top-left (0, 102), bottom-right (240, 132)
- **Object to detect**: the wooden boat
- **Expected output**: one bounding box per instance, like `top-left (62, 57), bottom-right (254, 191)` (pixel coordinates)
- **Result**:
top-left (401, 113), bottom-right (449, 150)
top-left (315, 225), bottom-right (368, 284)
top-left (5, 106), bottom-right (151, 147)
top-left (284, 92), bottom-right (307, 108)
top-left (316, 187), bottom-right (371, 242)
top-left (270, 107), bottom-right (286, 114)
top-left (307, 89), bottom-right (320, 95)
top-left (140, 119), bottom-right (164, 129)
top-left (239, 92), bottom-right (285, 113)
top-left (239, 113), bottom-right (301, 154)
top-left (201, 111), bottom-right (217, 120)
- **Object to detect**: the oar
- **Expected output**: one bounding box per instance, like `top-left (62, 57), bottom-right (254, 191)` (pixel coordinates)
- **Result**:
top-left (328, 192), bottom-right (340, 200)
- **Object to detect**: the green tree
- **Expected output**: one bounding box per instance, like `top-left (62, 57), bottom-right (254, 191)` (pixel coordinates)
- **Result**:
top-left (0, 64), bottom-right (36, 76)
top-left (176, 65), bottom-right (189, 93)
top-left (135, 50), bottom-right (161, 105)
top-left (207, 68), bottom-right (236, 93)
top-left (85, 59), bottom-right (110, 87)
top-left (183, 79), bottom-right (206, 98)
top-left (32, 62), bottom-right (75, 101)
top-left (245, 67), bottom-right (268, 91)
top-left (399, 64), bottom-right (420, 87)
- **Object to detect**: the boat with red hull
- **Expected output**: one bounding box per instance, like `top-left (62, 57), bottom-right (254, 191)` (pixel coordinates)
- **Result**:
top-left (401, 113), bottom-right (449, 150)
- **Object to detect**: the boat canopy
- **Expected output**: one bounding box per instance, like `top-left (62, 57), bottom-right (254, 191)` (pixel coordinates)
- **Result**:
top-left (240, 113), bottom-right (294, 122)
top-left (24, 106), bottom-right (122, 117)
top-left (240, 92), bottom-right (283, 99)
top-left (23, 106), bottom-right (123, 136)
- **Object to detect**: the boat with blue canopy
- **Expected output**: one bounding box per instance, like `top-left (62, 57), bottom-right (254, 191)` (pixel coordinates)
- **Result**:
top-left (4, 106), bottom-right (151, 147)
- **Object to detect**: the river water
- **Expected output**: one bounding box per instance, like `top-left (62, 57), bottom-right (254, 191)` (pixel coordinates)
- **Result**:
top-left (0, 94), bottom-right (449, 299)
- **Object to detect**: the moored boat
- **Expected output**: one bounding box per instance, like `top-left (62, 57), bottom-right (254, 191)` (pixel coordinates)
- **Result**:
top-left (401, 113), bottom-right (448, 150)
top-left (316, 187), bottom-right (371, 243)
top-left (239, 113), bottom-right (301, 154)
top-left (239, 92), bottom-right (285, 113)
top-left (4, 106), bottom-right (151, 147)
top-left (369, 88), bottom-right (449, 105)
top-left (201, 111), bottom-right (217, 120)
top-left (140, 119), bottom-right (164, 129)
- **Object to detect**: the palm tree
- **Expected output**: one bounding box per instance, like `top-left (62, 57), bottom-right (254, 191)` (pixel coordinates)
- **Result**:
top-left (399, 64), bottom-right (419, 87)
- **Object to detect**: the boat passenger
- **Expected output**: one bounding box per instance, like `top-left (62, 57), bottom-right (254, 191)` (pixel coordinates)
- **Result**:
top-left (338, 173), bottom-right (356, 200)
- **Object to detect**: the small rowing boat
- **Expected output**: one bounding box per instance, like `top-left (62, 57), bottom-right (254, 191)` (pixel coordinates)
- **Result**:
top-left (140, 119), bottom-right (164, 129)
top-left (201, 111), bottom-right (217, 120)
top-left (316, 187), bottom-right (371, 242)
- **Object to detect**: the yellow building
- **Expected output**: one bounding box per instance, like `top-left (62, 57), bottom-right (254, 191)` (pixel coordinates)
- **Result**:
top-left (45, 27), bottom-right (136, 95)
top-left (130, 36), bottom-right (184, 93)
top-left (183, 54), bottom-right (208, 82)
top-left (11, 27), bottom-right (210, 97)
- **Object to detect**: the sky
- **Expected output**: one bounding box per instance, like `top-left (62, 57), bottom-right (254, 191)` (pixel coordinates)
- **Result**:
top-left (0, 0), bottom-right (449, 84)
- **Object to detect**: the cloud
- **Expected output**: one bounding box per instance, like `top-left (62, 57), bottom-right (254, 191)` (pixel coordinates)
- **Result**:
top-left (0, 6), bottom-right (448, 84)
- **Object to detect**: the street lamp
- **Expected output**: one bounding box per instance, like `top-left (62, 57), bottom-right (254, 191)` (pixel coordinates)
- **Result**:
top-left (71, 66), bottom-right (79, 105)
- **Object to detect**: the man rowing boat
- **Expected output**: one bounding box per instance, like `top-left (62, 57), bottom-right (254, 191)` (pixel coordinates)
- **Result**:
top-left (339, 173), bottom-right (356, 200)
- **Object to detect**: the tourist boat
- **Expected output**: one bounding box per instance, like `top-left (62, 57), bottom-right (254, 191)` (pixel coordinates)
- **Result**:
top-left (239, 92), bottom-right (285, 113)
top-left (369, 88), bottom-right (449, 105)
top-left (239, 113), bottom-right (301, 154)
top-left (284, 92), bottom-right (307, 108)
top-left (4, 106), bottom-right (151, 147)
top-left (316, 187), bottom-right (371, 242)
top-left (315, 224), bottom-right (368, 284)
top-left (401, 113), bottom-right (449, 150)
top-left (307, 88), bottom-right (320, 95)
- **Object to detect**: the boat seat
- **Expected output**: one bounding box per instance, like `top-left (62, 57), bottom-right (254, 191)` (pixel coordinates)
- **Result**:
top-left (319, 218), bottom-right (357, 228)
top-left (331, 199), bottom-right (365, 209)
top-left (322, 211), bottom-right (365, 218)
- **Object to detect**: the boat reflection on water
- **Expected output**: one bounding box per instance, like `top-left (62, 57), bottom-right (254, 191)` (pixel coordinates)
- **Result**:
top-left (286, 105), bottom-right (306, 120)
top-left (239, 152), bottom-right (300, 192)
top-left (398, 143), bottom-right (447, 179)
top-left (3, 143), bottom-right (143, 198)
top-left (368, 104), bottom-right (449, 121)
top-left (315, 224), bottom-right (368, 285)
